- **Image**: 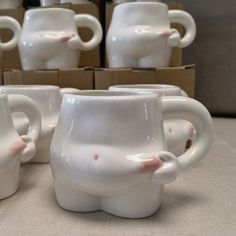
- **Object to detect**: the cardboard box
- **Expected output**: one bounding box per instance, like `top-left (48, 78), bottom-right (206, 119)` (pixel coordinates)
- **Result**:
top-left (94, 65), bottom-right (195, 98)
top-left (105, 2), bottom-right (184, 67)
top-left (42, 2), bottom-right (101, 67)
top-left (3, 68), bottom-right (94, 90)
top-left (0, 8), bottom-right (25, 69)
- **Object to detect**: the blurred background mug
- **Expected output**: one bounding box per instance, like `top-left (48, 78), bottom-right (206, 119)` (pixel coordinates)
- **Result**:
top-left (109, 84), bottom-right (194, 155)
top-left (0, 85), bottom-right (79, 164)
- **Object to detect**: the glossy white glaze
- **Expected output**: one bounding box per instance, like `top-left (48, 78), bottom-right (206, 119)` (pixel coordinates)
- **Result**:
top-left (106, 2), bottom-right (196, 68)
top-left (0, 85), bottom-right (78, 164)
top-left (0, 94), bottom-right (40, 200)
top-left (40, 0), bottom-right (60, 6)
top-left (19, 8), bottom-right (103, 70)
top-left (50, 91), bottom-right (213, 218)
top-left (60, 0), bottom-right (89, 3)
top-left (113, 0), bottom-right (161, 4)
top-left (0, 16), bottom-right (21, 65)
top-left (109, 84), bottom-right (194, 156)
top-left (0, 0), bottom-right (22, 9)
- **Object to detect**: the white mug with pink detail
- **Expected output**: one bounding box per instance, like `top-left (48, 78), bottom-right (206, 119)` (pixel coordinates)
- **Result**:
top-left (0, 16), bottom-right (21, 65)
top-left (109, 84), bottom-right (195, 156)
top-left (18, 8), bottom-right (103, 70)
top-left (0, 94), bottom-right (41, 200)
top-left (0, 85), bottom-right (79, 164)
top-left (50, 90), bottom-right (213, 218)
top-left (106, 2), bottom-right (196, 68)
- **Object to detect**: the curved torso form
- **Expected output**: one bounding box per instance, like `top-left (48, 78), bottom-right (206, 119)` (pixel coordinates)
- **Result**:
top-left (19, 9), bottom-right (79, 69)
top-left (106, 2), bottom-right (173, 68)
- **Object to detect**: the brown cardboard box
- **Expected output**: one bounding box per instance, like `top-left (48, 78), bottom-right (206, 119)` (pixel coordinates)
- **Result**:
top-left (43, 2), bottom-right (101, 67)
top-left (0, 8), bottom-right (24, 69)
top-left (105, 2), bottom-right (184, 67)
top-left (3, 68), bottom-right (94, 90)
top-left (95, 65), bottom-right (195, 98)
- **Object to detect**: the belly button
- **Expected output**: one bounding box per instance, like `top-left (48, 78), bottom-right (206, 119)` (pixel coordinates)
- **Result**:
top-left (94, 154), bottom-right (99, 161)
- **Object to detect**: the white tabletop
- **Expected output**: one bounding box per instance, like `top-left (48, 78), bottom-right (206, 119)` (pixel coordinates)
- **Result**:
top-left (0, 118), bottom-right (236, 236)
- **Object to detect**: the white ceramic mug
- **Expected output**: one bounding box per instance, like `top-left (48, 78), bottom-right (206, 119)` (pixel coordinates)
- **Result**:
top-left (109, 84), bottom-right (193, 155)
top-left (0, 85), bottom-right (79, 164)
top-left (106, 2), bottom-right (196, 68)
top-left (0, 0), bottom-right (22, 9)
top-left (0, 94), bottom-right (41, 200)
top-left (0, 16), bottom-right (21, 65)
top-left (50, 90), bottom-right (213, 218)
top-left (40, 0), bottom-right (60, 6)
top-left (19, 8), bottom-right (103, 70)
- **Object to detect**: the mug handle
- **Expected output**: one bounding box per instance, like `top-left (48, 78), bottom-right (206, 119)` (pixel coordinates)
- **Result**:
top-left (67, 14), bottom-right (103, 51)
top-left (152, 151), bottom-right (179, 184)
top-left (7, 94), bottom-right (41, 162)
top-left (161, 96), bottom-right (213, 170)
top-left (168, 10), bottom-right (196, 48)
top-left (0, 16), bottom-right (21, 51)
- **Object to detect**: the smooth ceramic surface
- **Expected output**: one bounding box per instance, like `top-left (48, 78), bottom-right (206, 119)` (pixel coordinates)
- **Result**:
top-left (0, 16), bottom-right (21, 65)
top-left (40, 0), bottom-right (60, 6)
top-left (0, 94), bottom-right (40, 200)
top-left (109, 84), bottom-right (194, 156)
top-left (0, 85), bottom-right (78, 164)
top-left (60, 0), bottom-right (89, 3)
top-left (19, 8), bottom-right (103, 70)
top-left (106, 2), bottom-right (196, 68)
top-left (113, 0), bottom-right (161, 4)
top-left (0, 0), bottom-right (22, 9)
top-left (50, 90), bottom-right (213, 218)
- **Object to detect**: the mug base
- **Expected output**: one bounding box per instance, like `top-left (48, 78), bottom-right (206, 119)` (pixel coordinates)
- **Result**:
top-left (54, 179), bottom-right (163, 219)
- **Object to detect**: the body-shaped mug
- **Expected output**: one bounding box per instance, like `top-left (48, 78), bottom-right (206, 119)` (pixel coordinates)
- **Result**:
top-left (0, 85), bottom-right (78, 164)
top-left (19, 8), bottom-right (103, 70)
top-left (106, 2), bottom-right (196, 68)
top-left (50, 91), bottom-right (213, 218)
top-left (0, 16), bottom-right (21, 66)
top-left (109, 84), bottom-right (194, 155)
top-left (0, 94), bottom-right (40, 200)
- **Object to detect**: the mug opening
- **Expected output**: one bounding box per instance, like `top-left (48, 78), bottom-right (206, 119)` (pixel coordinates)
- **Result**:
top-left (111, 84), bottom-right (179, 90)
top-left (0, 85), bottom-right (59, 90)
top-left (64, 90), bottom-right (158, 99)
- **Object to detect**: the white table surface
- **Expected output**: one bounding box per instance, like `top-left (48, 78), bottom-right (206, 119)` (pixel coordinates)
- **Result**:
top-left (0, 118), bottom-right (236, 236)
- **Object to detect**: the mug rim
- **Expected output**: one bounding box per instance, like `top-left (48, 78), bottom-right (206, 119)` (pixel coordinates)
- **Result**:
top-left (25, 7), bottom-right (74, 15)
top-left (109, 84), bottom-right (180, 92)
top-left (0, 85), bottom-right (60, 91)
top-left (115, 1), bottom-right (168, 9)
top-left (63, 90), bottom-right (159, 100)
